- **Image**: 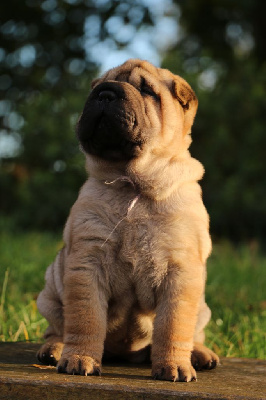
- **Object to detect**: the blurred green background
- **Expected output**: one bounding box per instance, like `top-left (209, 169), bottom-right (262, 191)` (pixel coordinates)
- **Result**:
top-left (1, 0), bottom-right (265, 240)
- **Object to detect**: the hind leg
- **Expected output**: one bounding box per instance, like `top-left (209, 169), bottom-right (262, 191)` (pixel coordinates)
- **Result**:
top-left (191, 342), bottom-right (219, 371)
top-left (36, 300), bottom-right (64, 366)
top-left (37, 326), bottom-right (64, 366)
top-left (36, 266), bottom-right (64, 366)
top-left (192, 292), bottom-right (219, 370)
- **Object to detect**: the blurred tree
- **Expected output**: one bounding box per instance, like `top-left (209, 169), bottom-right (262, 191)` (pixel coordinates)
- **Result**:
top-left (0, 0), bottom-right (155, 229)
top-left (0, 0), bottom-right (155, 94)
top-left (163, 0), bottom-right (266, 239)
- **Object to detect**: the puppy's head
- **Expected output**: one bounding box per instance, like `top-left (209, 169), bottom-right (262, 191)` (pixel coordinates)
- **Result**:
top-left (77, 59), bottom-right (198, 164)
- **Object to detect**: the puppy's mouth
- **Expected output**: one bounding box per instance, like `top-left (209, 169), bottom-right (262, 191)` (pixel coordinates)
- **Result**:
top-left (77, 82), bottom-right (144, 162)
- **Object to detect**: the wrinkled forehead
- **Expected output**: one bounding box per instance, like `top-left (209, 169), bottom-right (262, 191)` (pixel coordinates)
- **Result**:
top-left (99, 59), bottom-right (175, 90)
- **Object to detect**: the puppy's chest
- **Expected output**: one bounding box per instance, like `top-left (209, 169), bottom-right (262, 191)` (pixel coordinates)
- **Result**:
top-left (117, 208), bottom-right (169, 288)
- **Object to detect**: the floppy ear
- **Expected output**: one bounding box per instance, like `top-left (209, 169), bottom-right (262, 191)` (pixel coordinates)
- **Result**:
top-left (173, 77), bottom-right (198, 136)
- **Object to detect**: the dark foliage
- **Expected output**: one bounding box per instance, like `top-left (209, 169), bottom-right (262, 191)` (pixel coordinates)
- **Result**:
top-left (0, 0), bottom-right (153, 230)
top-left (163, 0), bottom-right (266, 240)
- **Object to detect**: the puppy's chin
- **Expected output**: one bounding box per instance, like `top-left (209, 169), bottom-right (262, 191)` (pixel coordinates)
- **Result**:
top-left (79, 124), bottom-right (141, 162)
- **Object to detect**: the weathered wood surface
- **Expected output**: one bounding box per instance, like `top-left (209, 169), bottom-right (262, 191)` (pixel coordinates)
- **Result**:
top-left (0, 342), bottom-right (265, 399)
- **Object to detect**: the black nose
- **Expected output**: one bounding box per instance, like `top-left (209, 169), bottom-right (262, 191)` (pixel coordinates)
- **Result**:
top-left (98, 90), bottom-right (117, 102)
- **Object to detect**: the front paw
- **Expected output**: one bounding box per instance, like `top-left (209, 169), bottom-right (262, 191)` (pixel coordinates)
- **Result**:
top-left (57, 351), bottom-right (101, 376)
top-left (152, 361), bottom-right (197, 382)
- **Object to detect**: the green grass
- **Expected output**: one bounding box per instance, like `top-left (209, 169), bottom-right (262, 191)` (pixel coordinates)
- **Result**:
top-left (0, 231), bottom-right (265, 359)
top-left (0, 230), bottom-right (62, 342)
top-left (205, 241), bottom-right (266, 359)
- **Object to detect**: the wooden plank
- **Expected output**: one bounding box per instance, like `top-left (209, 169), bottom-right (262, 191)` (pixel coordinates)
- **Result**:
top-left (0, 343), bottom-right (265, 399)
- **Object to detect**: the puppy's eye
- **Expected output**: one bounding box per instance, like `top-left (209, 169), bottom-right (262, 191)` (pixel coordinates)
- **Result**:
top-left (141, 86), bottom-right (155, 96)
top-left (140, 79), bottom-right (160, 101)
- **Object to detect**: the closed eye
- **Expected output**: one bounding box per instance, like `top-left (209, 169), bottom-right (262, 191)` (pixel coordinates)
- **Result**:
top-left (140, 78), bottom-right (160, 101)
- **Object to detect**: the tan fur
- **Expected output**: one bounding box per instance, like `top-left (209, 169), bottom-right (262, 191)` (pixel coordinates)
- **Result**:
top-left (37, 59), bottom-right (219, 381)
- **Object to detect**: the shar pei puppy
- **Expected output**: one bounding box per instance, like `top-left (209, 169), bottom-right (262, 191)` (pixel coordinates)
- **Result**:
top-left (37, 59), bottom-right (219, 382)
